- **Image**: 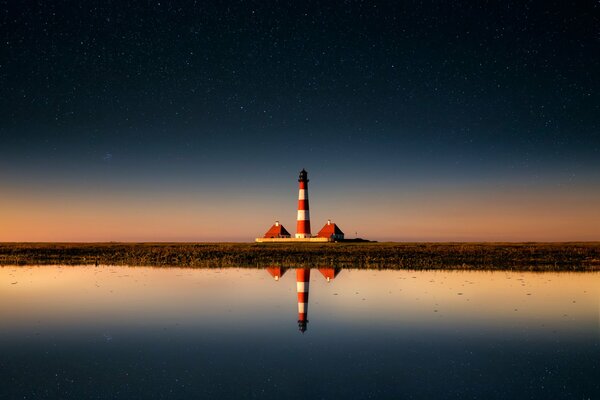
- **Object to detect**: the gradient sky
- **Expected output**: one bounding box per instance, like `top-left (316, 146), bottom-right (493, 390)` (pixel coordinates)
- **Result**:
top-left (1, 1), bottom-right (599, 241)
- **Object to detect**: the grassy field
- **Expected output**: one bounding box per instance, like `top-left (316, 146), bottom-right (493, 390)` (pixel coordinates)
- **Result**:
top-left (1, 242), bottom-right (600, 271)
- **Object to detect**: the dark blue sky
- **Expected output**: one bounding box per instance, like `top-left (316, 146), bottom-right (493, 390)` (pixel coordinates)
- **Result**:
top-left (1, 1), bottom-right (599, 241)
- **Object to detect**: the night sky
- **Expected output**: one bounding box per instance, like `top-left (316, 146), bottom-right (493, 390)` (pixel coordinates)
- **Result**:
top-left (2, 1), bottom-right (599, 241)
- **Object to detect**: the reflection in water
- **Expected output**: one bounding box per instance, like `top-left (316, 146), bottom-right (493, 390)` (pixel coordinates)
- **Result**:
top-left (1, 266), bottom-right (599, 399)
top-left (296, 269), bottom-right (310, 333)
top-left (267, 267), bottom-right (342, 333)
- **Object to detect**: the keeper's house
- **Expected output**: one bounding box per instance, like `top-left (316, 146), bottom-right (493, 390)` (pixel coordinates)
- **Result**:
top-left (262, 221), bottom-right (291, 238)
top-left (316, 220), bottom-right (344, 241)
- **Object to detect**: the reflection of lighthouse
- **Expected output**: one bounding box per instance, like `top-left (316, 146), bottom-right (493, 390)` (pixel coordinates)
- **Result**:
top-left (295, 169), bottom-right (311, 238)
top-left (296, 268), bottom-right (310, 333)
top-left (265, 267), bottom-right (342, 334)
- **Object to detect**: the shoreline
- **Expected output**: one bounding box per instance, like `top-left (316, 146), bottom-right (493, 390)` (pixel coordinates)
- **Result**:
top-left (1, 242), bottom-right (599, 271)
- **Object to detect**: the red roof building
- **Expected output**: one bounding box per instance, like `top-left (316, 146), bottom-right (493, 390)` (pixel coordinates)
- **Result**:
top-left (263, 221), bottom-right (291, 238)
top-left (316, 220), bottom-right (344, 241)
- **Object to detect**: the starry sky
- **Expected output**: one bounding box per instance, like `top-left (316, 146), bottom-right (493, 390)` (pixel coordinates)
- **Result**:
top-left (1, 1), bottom-right (599, 241)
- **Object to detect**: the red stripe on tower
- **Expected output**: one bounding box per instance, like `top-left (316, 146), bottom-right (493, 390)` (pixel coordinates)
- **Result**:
top-left (295, 169), bottom-right (311, 238)
top-left (296, 268), bottom-right (310, 333)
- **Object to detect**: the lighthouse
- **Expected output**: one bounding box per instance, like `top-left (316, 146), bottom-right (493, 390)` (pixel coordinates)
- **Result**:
top-left (296, 268), bottom-right (310, 333)
top-left (255, 169), bottom-right (353, 243)
top-left (296, 169), bottom-right (311, 238)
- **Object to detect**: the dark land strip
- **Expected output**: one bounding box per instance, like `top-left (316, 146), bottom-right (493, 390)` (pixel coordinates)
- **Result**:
top-left (1, 242), bottom-right (600, 271)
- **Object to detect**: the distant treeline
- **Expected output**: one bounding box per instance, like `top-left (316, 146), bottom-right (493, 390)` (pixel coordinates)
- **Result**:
top-left (1, 242), bottom-right (600, 271)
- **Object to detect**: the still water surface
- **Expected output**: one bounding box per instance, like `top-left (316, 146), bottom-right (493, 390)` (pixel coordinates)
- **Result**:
top-left (1, 266), bottom-right (599, 399)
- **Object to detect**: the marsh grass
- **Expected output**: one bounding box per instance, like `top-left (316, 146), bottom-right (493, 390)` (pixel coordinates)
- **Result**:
top-left (1, 242), bottom-right (599, 271)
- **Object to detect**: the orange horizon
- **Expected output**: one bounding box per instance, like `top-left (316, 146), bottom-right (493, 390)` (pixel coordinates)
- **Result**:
top-left (2, 182), bottom-right (599, 242)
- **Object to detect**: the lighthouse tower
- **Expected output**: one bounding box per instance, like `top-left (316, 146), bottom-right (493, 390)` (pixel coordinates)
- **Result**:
top-left (296, 169), bottom-right (311, 238)
top-left (296, 268), bottom-right (310, 333)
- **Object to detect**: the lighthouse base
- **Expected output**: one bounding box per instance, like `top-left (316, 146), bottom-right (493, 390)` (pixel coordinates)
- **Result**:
top-left (255, 237), bottom-right (333, 243)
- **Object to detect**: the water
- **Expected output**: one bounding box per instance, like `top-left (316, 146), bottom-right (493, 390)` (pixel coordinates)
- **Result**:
top-left (1, 266), bottom-right (598, 399)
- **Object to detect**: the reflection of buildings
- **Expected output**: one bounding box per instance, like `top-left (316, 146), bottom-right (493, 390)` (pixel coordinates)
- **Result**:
top-left (319, 267), bottom-right (341, 282)
top-left (266, 267), bottom-right (342, 333)
top-left (266, 266), bottom-right (287, 281)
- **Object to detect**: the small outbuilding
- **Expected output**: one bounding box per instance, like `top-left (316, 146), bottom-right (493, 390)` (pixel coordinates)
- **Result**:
top-left (317, 220), bottom-right (344, 241)
top-left (263, 221), bottom-right (291, 238)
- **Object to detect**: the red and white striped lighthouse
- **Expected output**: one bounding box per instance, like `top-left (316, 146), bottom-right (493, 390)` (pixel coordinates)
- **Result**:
top-left (296, 268), bottom-right (310, 333)
top-left (295, 169), bottom-right (311, 238)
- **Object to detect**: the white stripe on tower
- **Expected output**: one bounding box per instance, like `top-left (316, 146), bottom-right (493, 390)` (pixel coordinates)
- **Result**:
top-left (296, 281), bottom-right (309, 292)
top-left (295, 169), bottom-right (311, 238)
top-left (296, 268), bottom-right (310, 333)
top-left (297, 210), bottom-right (310, 221)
